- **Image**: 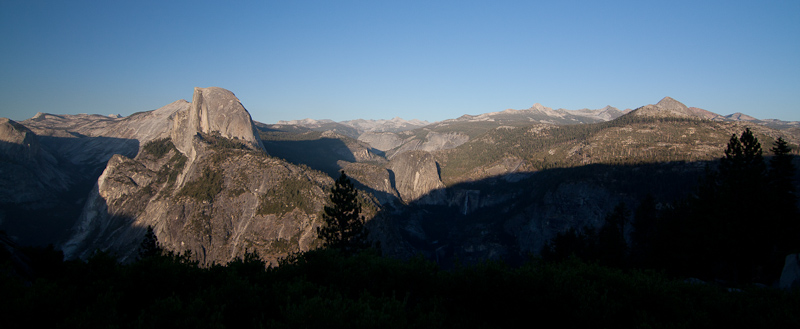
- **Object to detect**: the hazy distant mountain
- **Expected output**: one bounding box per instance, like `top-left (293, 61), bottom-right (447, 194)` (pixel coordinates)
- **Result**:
top-left (274, 119), bottom-right (360, 138)
top-left (719, 112), bottom-right (800, 131)
top-left (342, 117), bottom-right (431, 133)
top-left (276, 117), bottom-right (429, 137)
top-left (726, 112), bottom-right (758, 121)
top-left (448, 103), bottom-right (625, 125)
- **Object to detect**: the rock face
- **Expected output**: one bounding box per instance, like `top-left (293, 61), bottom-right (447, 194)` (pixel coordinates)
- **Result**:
top-left (341, 162), bottom-right (401, 205)
top-left (0, 118), bottom-right (41, 162)
top-left (0, 118), bottom-right (69, 204)
top-left (358, 132), bottom-right (405, 152)
top-left (21, 100), bottom-right (189, 171)
top-left (386, 151), bottom-right (445, 202)
top-left (62, 87), bottom-right (330, 265)
top-left (62, 143), bottom-right (332, 265)
top-left (358, 131), bottom-right (470, 158)
top-left (171, 87), bottom-right (264, 156)
top-left (390, 132), bottom-right (470, 158)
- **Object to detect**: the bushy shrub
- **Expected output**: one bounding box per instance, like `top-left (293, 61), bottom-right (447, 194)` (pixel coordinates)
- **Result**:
top-left (142, 138), bottom-right (175, 159)
top-left (177, 167), bottom-right (224, 202)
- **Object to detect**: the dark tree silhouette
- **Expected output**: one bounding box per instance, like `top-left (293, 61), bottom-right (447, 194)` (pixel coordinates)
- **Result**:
top-left (720, 128), bottom-right (766, 192)
top-left (541, 227), bottom-right (596, 262)
top-left (631, 194), bottom-right (660, 267)
top-left (317, 171), bottom-right (370, 253)
top-left (768, 137), bottom-right (800, 262)
top-left (138, 225), bottom-right (163, 260)
top-left (769, 137), bottom-right (797, 213)
top-left (597, 202), bottom-right (630, 267)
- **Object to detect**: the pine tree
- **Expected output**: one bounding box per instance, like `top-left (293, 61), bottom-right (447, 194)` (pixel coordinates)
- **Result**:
top-left (769, 137), bottom-right (796, 209)
top-left (720, 128), bottom-right (765, 191)
top-left (661, 129), bottom-right (774, 282)
top-left (768, 137), bottom-right (799, 255)
top-left (138, 225), bottom-right (163, 260)
top-left (597, 202), bottom-right (629, 267)
top-left (631, 194), bottom-right (659, 267)
top-left (317, 171), bottom-right (370, 253)
top-left (720, 129), bottom-right (769, 282)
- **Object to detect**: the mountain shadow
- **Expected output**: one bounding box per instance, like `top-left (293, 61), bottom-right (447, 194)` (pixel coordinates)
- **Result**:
top-left (0, 135), bottom-right (140, 247)
top-left (262, 138), bottom-right (359, 176)
top-left (368, 160), bottom-right (719, 268)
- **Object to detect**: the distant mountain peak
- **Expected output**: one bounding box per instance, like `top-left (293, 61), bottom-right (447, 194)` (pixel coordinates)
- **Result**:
top-left (656, 97), bottom-right (689, 111)
top-left (529, 103), bottom-right (552, 112)
top-left (725, 112), bottom-right (758, 121)
top-left (629, 97), bottom-right (699, 119)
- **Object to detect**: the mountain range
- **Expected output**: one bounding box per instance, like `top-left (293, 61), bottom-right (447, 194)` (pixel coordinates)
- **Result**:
top-left (1, 88), bottom-right (798, 266)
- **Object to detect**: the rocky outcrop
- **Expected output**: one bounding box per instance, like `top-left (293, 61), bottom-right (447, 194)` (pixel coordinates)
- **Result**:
top-left (341, 162), bottom-right (401, 205)
top-left (358, 132), bottom-right (405, 152)
top-left (361, 131), bottom-right (469, 158)
top-left (0, 118), bottom-right (41, 162)
top-left (171, 87), bottom-right (264, 156)
top-left (63, 137), bottom-right (332, 265)
top-left (387, 151), bottom-right (444, 202)
top-left (0, 118), bottom-right (69, 204)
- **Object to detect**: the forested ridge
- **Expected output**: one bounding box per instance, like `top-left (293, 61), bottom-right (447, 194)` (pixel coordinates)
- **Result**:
top-left (436, 116), bottom-right (798, 183)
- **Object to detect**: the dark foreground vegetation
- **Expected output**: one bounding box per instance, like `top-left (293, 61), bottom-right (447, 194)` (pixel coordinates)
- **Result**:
top-left (543, 131), bottom-right (800, 285)
top-left (2, 245), bottom-right (799, 329)
top-left (2, 129), bottom-right (798, 328)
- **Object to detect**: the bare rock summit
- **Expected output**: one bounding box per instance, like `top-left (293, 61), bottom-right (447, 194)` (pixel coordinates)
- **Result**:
top-left (629, 97), bottom-right (700, 119)
top-left (171, 87), bottom-right (264, 156)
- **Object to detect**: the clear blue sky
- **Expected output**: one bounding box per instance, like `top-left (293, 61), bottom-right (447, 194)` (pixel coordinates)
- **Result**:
top-left (1, 0), bottom-right (798, 123)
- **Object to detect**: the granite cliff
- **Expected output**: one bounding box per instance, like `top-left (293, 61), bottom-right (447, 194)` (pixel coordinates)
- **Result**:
top-left (59, 87), bottom-right (339, 265)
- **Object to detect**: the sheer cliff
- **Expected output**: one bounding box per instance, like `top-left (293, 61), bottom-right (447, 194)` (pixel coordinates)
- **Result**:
top-left (59, 87), bottom-right (334, 265)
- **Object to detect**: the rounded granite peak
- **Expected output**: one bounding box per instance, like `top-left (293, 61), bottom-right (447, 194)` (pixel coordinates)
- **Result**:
top-left (171, 86), bottom-right (265, 155)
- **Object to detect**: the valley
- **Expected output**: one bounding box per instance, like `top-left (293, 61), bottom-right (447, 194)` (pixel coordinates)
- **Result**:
top-left (1, 88), bottom-right (799, 269)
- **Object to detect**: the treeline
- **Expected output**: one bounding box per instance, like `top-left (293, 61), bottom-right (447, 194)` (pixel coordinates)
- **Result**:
top-left (543, 129), bottom-right (800, 285)
top-left (2, 240), bottom-right (799, 328)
